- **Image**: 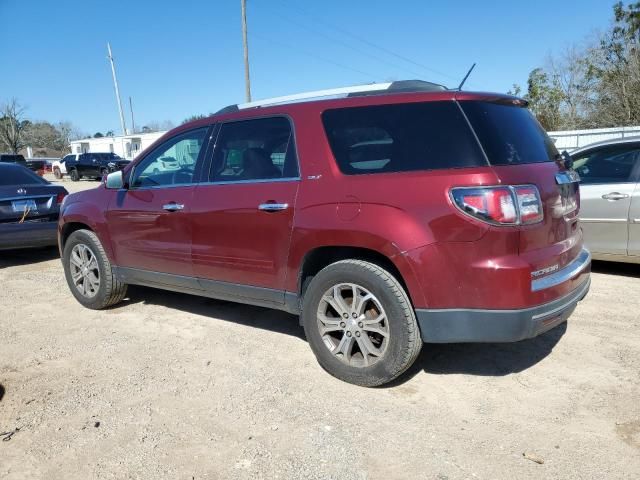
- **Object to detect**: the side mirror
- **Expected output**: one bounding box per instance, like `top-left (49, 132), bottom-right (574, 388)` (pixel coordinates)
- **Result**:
top-left (105, 170), bottom-right (124, 189)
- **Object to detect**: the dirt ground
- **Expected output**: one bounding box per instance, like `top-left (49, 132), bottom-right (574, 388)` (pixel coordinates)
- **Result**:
top-left (1, 176), bottom-right (639, 479)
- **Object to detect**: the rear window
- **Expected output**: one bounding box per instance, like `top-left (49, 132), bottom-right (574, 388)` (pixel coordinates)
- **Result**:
top-left (0, 166), bottom-right (47, 185)
top-left (322, 101), bottom-right (486, 175)
top-left (460, 101), bottom-right (559, 165)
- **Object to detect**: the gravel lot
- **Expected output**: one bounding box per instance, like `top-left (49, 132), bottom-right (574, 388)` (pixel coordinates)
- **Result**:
top-left (1, 176), bottom-right (639, 479)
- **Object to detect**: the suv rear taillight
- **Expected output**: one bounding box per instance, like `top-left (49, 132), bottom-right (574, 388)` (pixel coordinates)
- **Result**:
top-left (56, 192), bottom-right (67, 205)
top-left (450, 185), bottom-right (543, 225)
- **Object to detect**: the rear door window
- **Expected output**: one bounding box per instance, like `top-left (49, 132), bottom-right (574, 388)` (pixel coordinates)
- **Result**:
top-left (322, 101), bottom-right (486, 175)
top-left (572, 146), bottom-right (639, 184)
top-left (460, 101), bottom-right (559, 165)
top-left (209, 117), bottom-right (299, 182)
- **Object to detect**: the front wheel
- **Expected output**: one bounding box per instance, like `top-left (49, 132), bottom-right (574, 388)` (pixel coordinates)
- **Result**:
top-left (62, 229), bottom-right (128, 309)
top-left (301, 259), bottom-right (422, 387)
top-left (53, 167), bottom-right (62, 179)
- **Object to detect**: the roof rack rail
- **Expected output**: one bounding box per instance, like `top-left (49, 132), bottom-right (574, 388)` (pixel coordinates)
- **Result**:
top-left (214, 79), bottom-right (447, 114)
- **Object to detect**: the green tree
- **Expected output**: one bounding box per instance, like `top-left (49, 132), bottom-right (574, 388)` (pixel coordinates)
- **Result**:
top-left (181, 113), bottom-right (212, 125)
top-left (94, 132), bottom-right (104, 138)
top-left (586, 1), bottom-right (640, 126)
top-left (524, 68), bottom-right (564, 130)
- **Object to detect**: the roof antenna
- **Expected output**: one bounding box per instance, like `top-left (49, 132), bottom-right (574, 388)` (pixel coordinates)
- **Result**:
top-left (457, 63), bottom-right (476, 91)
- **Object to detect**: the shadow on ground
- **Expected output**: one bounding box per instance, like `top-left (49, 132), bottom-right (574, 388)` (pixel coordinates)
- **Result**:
top-left (121, 285), bottom-right (305, 340)
top-left (0, 247), bottom-right (59, 268)
top-left (119, 285), bottom-right (567, 385)
top-left (383, 322), bottom-right (567, 386)
top-left (0, 384), bottom-right (5, 402)
top-left (592, 260), bottom-right (640, 279)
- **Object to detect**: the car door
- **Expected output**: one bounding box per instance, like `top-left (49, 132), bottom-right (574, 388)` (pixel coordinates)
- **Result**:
top-left (106, 127), bottom-right (210, 279)
top-left (77, 154), bottom-right (96, 177)
top-left (574, 144), bottom-right (638, 255)
top-left (191, 117), bottom-right (300, 305)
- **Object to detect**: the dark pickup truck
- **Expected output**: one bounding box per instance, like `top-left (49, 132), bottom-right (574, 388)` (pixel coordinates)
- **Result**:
top-left (0, 154), bottom-right (46, 176)
top-left (66, 152), bottom-right (130, 181)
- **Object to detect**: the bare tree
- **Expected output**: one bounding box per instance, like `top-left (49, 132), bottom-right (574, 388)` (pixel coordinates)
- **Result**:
top-left (546, 45), bottom-right (595, 129)
top-left (0, 99), bottom-right (29, 154)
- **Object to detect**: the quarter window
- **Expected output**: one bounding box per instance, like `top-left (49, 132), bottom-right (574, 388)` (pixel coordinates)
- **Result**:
top-left (131, 128), bottom-right (208, 188)
top-left (322, 101), bottom-right (486, 175)
top-left (572, 147), bottom-right (639, 184)
top-left (209, 117), bottom-right (298, 182)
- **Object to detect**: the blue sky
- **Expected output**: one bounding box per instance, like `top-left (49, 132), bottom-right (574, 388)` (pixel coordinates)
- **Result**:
top-left (0, 0), bottom-right (614, 135)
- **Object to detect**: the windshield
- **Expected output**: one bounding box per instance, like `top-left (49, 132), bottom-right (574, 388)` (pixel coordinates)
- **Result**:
top-left (460, 101), bottom-right (559, 165)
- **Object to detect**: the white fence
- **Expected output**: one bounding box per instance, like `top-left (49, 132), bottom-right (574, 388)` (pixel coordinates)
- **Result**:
top-left (548, 125), bottom-right (640, 152)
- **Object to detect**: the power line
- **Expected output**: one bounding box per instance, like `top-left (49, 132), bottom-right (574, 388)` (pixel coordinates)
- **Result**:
top-left (254, 3), bottom-right (428, 80)
top-left (251, 32), bottom-right (379, 81)
top-left (276, 0), bottom-right (460, 83)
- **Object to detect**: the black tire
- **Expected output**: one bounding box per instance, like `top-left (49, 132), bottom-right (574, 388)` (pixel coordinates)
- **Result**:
top-left (53, 167), bottom-right (62, 179)
top-left (301, 259), bottom-right (422, 387)
top-left (70, 169), bottom-right (80, 181)
top-left (62, 229), bottom-right (127, 309)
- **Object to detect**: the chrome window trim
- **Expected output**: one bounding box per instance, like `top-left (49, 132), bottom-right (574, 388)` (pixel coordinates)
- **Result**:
top-left (531, 248), bottom-right (591, 292)
top-left (123, 182), bottom-right (197, 191)
top-left (199, 176), bottom-right (301, 186)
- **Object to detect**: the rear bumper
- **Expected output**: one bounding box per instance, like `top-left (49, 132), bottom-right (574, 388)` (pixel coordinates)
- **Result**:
top-left (416, 275), bottom-right (590, 343)
top-left (0, 221), bottom-right (58, 250)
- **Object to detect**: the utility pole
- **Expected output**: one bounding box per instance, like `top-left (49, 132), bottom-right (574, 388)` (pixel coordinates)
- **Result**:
top-left (240, 0), bottom-right (252, 102)
top-left (129, 96), bottom-right (136, 134)
top-left (107, 42), bottom-right (128, 136)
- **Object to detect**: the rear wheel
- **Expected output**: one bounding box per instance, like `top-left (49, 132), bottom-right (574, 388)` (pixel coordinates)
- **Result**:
top-left (301, 259), bottom-right (422, 387)
top-left (63, 229), bottom-right (127, 309)
top-left (69, 169), bottom-right (80, 181)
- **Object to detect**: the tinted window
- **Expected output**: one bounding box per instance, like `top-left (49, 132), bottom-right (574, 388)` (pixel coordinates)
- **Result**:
top-left (322, 101), bottom-right (485, 175)
top-left (0, 165), bottom-right (47, 185)
top-left (572, 147), bottom-right (638, 184)
top-left (132, 128), bottom-right (208, 188)
top-left (460, 101), bottom-right (559, 165)
top-left (0, 155), bottom-right (26, 164)
top-left (210, 117), bottom-right (298, 182)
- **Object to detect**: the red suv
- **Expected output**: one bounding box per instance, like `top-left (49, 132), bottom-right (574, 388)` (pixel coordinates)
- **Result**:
top-left (59, 81), bottom-right (591, 386)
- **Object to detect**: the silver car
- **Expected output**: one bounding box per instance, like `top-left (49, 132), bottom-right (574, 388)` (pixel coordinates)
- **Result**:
top-left (571, 137), bottom-right (640, 263)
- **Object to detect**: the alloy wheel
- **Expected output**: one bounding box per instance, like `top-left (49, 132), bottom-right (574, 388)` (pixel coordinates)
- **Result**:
top-left (316, 283), bottom-right (390, 367)
top-left (69, 244), bottom-right (100, 298)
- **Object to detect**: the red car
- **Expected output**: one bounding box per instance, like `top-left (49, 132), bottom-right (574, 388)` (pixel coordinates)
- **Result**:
top-left (59, 81), bottom-right (590, 386)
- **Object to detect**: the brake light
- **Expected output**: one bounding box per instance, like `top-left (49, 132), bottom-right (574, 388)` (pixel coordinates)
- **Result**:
top-left (56, 191), bottom-right (67, 205)
top-left (451, 185), bottom-right (543, 225)
top-left (514, 186), bottom-right (544, 224)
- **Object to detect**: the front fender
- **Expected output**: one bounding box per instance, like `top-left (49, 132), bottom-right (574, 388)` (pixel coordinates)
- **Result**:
top-left (58, 189), bottom-right (115, 262)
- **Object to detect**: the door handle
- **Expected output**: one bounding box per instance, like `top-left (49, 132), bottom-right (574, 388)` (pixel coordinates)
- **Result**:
top-left (258, 202), bottom-right (289, 212)
top-left (602, 192), bottom-right (629, 201)
top-left (163, 203), bottom-right (185, 211)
